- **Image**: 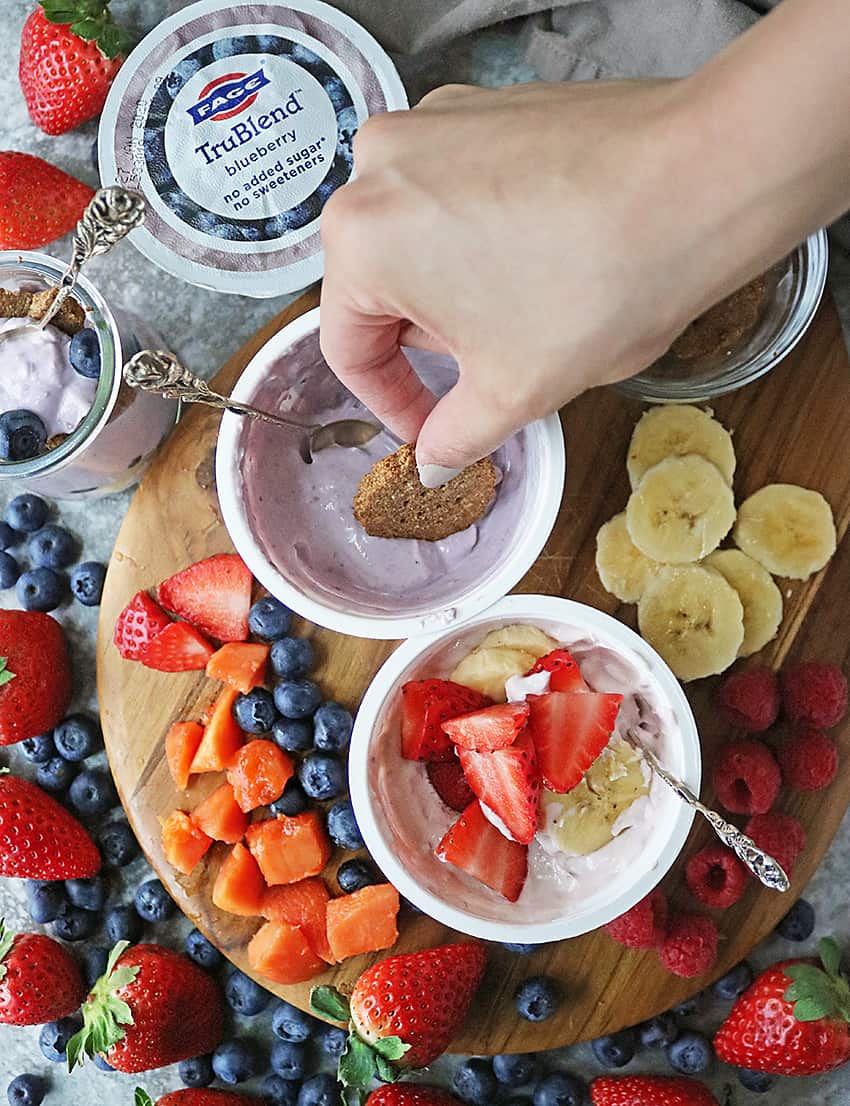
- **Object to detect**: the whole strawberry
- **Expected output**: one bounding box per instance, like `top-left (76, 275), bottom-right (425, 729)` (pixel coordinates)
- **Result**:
top-left (714, 937), bottom-right (850, 1075)
top-left (591, 1074), bottom-right (719, 1105)
top-left (20, 1), bottom-right (132, 135)
top-left (367, 1087), bottom-right (465, 1106)
top-left (0, 919), bottom-right (85, 1025)
top-left (0, 610), bottom-right (72, 744)
top-left (0, 774), bottom-right (100, 879)
top-left (135, 1091), bottom-right (266, 1106)
top-left (311, 942), bottom-right (487, 1089)
top-left (68, 942), bottom-right (224, 1073)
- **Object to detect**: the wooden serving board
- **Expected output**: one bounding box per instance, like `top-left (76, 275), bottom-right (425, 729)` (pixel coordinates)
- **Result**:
top-left (97, 286), bottom-right (850, 1054)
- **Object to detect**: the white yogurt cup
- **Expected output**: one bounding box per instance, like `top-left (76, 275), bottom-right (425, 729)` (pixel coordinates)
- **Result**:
top-left (348, 595), bottom-right (700, 943)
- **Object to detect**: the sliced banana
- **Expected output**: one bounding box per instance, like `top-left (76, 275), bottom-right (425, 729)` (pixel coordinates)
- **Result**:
top-left (734, 484), bottom-right (837, 580)
top-left (478, 624), bottom-right (559, 657)
top-left (626, 454), bottom-right (736, 563)
top-left (638, 564), bottom-right (744, 681)
top-left (627, 405), bottom-right (736, 488)
top-left (703, 548), bottom-right (783, 657)
top-left (450, 646), bottom-right (539, 702)
top-left (595, 512), bottom-right (660, 603)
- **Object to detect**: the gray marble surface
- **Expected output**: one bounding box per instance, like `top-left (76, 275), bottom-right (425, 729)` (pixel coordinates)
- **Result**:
top-left (2, 0), bottom-right (850, 1103)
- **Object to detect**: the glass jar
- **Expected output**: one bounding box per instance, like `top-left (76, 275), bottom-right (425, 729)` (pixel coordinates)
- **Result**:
top-left (0, 251), bottom-right (179, 497)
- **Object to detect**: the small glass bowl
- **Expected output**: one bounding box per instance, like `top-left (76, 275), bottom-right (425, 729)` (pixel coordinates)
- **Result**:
top-left (616, 230), bottom-right (828, 404)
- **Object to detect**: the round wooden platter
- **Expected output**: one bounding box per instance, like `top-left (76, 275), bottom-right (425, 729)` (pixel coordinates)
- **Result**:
top-left (97, 285), bottom-right (850, 1054)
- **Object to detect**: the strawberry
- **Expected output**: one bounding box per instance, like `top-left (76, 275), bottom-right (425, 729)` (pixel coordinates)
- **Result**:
top-left (158, 555), bottom-right (252, 643)
top-left (367, 1087), bottom-right (464, 1106)
top-left (0, 610), bottom-right (71, 744)
top-left (137, 1092), bottom-right (266, 1106)
top-left (401, 679), bottom-right (490, 761)
top-left (591, 1074), bottom-right (719, 1106)
top-left (526, 648), bottom-right (588, 693)
top-left (442, 701), bottom-right (529, 751)
top-left (426, 760), bottom-right (475, 812)
top-left (436, 800), bottom-right (528, 901)
top-left (0, 774), bottom-right (100, 878)
top-left (114, 592), bottom-right (172, 662)
top-left (457, 730), bottom-right (540, 844)
top-left (527, 690), bottom-right (622, 792)
top-left (141, 622), bottom-right (215, 672)
top-left (19, 2), bottom-right (132, 136)
top-left (0, 919), bottom-right (85, 1025)
top-left (0, 151), bottom-right (95, 250)
top-left (310, 942), bottom-right (486, 1088)
top-left (714, 937), bottom-right (850, 1075)
top-left (69, 942), bottom-right (224, 1073)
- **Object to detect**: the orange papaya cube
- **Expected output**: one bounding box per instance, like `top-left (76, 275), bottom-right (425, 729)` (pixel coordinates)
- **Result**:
top-left (191, 782), bottom-right (250, 843)
top-left (189, 686), bottom-right (244, 773)
top-left (165, 721), bottom-right (204, 791)
top-left (326, 884), bottom-right (400, 962)
top-left (212, 842), bottom-right (266, 916)
top-left (206, 642), bottom-right (270, 694)
top-left (226, 740), bottom-right (294, 813)
top-left (247, 920), bottom-right (327, 985)
top-left (261, 878), bottom-right (333, 963)
top-left (161, 810), bottom-right (212, 875)
top-left (245, 812), bottom-right (331, 886)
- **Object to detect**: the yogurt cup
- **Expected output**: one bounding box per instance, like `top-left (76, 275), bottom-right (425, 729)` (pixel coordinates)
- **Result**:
top-left (216, 308), bottom-right (566, 639)
top-left (348, 595), bottom-right (701, 943)
top-left (98, 0), bottom-right (408, 296)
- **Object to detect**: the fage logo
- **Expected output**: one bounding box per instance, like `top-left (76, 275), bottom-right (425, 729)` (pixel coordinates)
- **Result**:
top-left (186, 69), bottom-right (271, 125)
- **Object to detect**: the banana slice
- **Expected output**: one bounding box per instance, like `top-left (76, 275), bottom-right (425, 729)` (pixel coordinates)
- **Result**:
top-left (626, 454), bottom-right (736, 563)
top-left (733, 483), bottom-right (837, 580)
top-left (638, 564), bottom-right (744, 681)
top-left (595, 512), bottom-right (660, 602)
top-left (478, 624), bottom-right (559, 657)
top-left (450, 646), bottom-right (539, 702)
top-left (627, 405), bottom-right (736, 488)
top-left (703, 549), bottom-right (783, 657)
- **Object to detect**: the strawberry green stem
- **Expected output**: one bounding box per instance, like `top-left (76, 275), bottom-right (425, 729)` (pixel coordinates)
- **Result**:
top-left (66, 941), bottom-right (140, 1071)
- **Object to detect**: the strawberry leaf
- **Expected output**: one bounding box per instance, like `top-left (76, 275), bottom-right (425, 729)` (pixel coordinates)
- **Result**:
top-left (374, 1054), bottom-right (398, 1082)
top-left (67, 941), bottom-right (139, 1070)
top-left (370, 1035), bottom-right (410, 1062)
top-left (0, 658), bottom-right (14, 687)
top-left (0, 919), bottom-right (14, 980)
top-left (134, 1090), bottom-right (154, 1106)
top-left (338, 1034), bottom-right (376, 1088)
top-left (820, 937), bottom-right (843, 978)
top-left (310, 985), bottom-right (351, 1023)
top-left (794, 996), bottom-right (835, 1022)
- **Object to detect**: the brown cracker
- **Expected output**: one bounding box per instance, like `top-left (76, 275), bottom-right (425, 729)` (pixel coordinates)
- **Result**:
top-left (353, 443), bottom-right (498, 541)
top-left (29, 289), bottom-right (86, 336)
top-left (0, 289), bottom-right (35, 318)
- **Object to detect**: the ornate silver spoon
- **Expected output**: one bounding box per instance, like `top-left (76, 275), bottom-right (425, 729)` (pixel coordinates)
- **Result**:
top-left (624, 729), bottom-right (790, 893)
top-left (122, 349), bottom-right (382, 464)
top-left (0, 186), bottom-right (146, 345)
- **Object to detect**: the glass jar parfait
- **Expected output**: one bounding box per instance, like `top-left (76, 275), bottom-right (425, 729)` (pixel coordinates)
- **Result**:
top-left (0, 250), bottom-right (179, 498)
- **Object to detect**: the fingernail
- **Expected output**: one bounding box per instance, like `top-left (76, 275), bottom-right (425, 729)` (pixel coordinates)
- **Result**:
top-left (417, 462), bottom-right (462, 489)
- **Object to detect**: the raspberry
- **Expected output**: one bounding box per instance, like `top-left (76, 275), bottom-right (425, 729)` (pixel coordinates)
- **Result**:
top-left (711, 739), bottom-right (781, 814)
top-left (717, 667), bottom-right (779, 732)
top-left (685, 844), bottom-right (750, 908)
top-left (604, 888), bottom-right (668, 949)
top-left (658, 913), bottom-right (718, 978)
top-left (781, 663), bottom-right (848, 728)
top-left (778, 724), bottom-right (839, 791)
top-left (744, 813), bottom-right (806, 877)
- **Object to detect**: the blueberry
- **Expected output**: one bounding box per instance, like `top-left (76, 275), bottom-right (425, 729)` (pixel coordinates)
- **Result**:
top-left (775, 897), bottom-right (816, 942)
top-left (298, 752), bottom-right (345, 800)
top-left (19, 732), bottom-right (55, 763)
top-left (297, 1074), bottom-right (340, 1106)
top-left (270, 637), bottom-right (314, 679)
top-left (452, 1058), bottom-right (497, 1105)
top-left (0, 410), bottom-right (47, 460)
top-left (532, 1072), bottom-right (587, 1106)
top-left (179, 1054), bottom-right (214, 1088)
top-left (271, 1039), bottom-right (310, 1080)
top-left (713, 961), bottom-right (754, 1001)
top-left (69, 329), bottom-right (101, 379)
top-left (28, 525), bottom-right (76, 569)
top-left (225, 969), bottom-right (271, 1016)
top-left (0, 522), bottom-right (20, 549)
top-left (0, 552), bottom-right (19, 589)
top-left (81, 945), bottom-right (110, 988)
top-left (97, 819), bottom-right (139, 867)
top-left (6, 1073), bottom-right (46, 1106)
top-left (6, 494), bottom-right (47, 533)
top-left (16, 567), bottom-right (64, 612)
top-left (105, 904), bottom-right (143, 944)
top-left (269, 778), bottom-right (308, 817)
top-left (54, 714), bottom-right (100, 762)
top-left (493, 1053), bottom-right (538, 1087)
top-left (26, 880), bottom-right (66, 924)
top-left (502, 943), bottom-right (538, 954)
top-left (327, 800), bottom-right (363, 850)
top-left (92, 1054), bottom-right (114, 1071)
top-left (313, 701), bottom-right (353, 751)
top-left (248, 596), bottom-right (292, 640)
top-left (134, 878), bottom-right (175, 922)
top-left (672, 994), bottom-right (703, 1018)
top-left (316, 1022), bottom-right (347, 1058)
top-left (337, 858), bottom-right (376, 894)
top-left (65, 875), bottom-right (106, 912)
top-left (667, 1031), bottom-right (712, 1075)
top-left (515, 976), bottom-right (562, 1022)
top-left (233, 687), bottom-right (278, 733)
top-left (272, 718), bottom-right (313, 753)
top-left (272, 1001), bottom-right (315, 1042)
top-left (737, 1069), bottom-right (774, 1093)
top-left (212, 1039), bottom-right (261, 1085)
top-left (36, 756), bottom-right (76, 793)
top-left (70, 561), bottom-right (106, 607)
top-left (638, 1013), bottom-right (679, 1049)
top-left (186, 927), bottom-right (222, 970)
top-left (39, 1015), bottom-right (81, 1062)
top-left (274, 679), bottom-right (321, 720)
top-left (52, 901), bottom-right (97, 941)
top-left (592, 1028), bottom-right (636, 1068)
top-left (263, 1074), bottom-right (300, 1106)
top-left (69, 768), bottom-right (116, 816)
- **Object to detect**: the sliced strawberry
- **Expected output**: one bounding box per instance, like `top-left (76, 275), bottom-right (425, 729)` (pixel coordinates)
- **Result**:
top-left (526, 648), bottom-right (588, 693)
top-left (113, 592), bottom-right (171, 661)
top-left (457, 730), bottom-right (540, 845)
top-left (157, 554), bottom-right (252, 643)
top-left (442, 701), bottom-right (530, 752)
top-left (436, 801), bottom-right (528, 902)
top-left (426, 760), bottom-right (476, 812)
top-left (141, 622), bottom-right (214, 672)
top-left (401, 679), bottom-right (491, 762)
top-left (527, 690), bottom-right (622, 793)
